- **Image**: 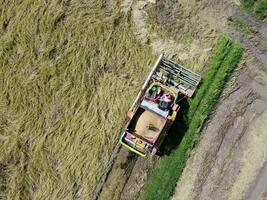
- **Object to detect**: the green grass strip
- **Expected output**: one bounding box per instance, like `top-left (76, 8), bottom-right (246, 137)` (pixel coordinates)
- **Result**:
top-left (241, 0), bottom-right (267, 19)
top-left (254, 0), bottom-right (267, 19)
top-left (187, 37), bottom-right (232, 122)
top-left (142, 38), bottom-right (243, 200)
top-left (242, 0), bottom-right (256, 8)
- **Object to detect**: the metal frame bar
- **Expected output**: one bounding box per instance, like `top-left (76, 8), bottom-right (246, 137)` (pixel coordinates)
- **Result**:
top-left (130, 53), bottom-right (164, 110)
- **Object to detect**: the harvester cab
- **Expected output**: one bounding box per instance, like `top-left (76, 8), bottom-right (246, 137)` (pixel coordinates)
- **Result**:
top-left (119, 53), bottom-right (201, 157)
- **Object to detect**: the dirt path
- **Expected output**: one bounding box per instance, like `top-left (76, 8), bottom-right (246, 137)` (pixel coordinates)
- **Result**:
top-left (92, 143), bottom-right (122, 200)
top-left (247, 162), bottom-right (267, 200)
top-left (94, 144), bottom-right (157, 200)
top-left (97, 148), bottom-right (138, 200)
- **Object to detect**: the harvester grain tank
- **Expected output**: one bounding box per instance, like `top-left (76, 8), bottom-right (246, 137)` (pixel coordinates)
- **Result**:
top-left (119, 53), bottom-right (201, 157)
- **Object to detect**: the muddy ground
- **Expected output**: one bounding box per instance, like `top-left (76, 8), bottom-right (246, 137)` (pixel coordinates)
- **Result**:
top-left (94, 0), bottom-right (267, 199)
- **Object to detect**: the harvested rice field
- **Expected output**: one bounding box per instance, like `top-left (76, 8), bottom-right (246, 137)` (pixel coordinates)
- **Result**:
top-left (1, 0), bottom-right (267, 200)
top-left (0, 1), bottom-right (155, 199)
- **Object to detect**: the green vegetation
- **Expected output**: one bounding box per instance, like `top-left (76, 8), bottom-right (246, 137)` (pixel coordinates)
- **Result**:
top-left (0, 1), bottom-right (154, 199)
top-left (242, 0), bottom-right (267, 19)
top-left (142, 37), bottom-right (243, 200)
top-left (242, 0), bottom-right (256, 8)
top-left (229, 18), bottom-right (255, 34)
top-left (254, 0), bottom-right (267, 18)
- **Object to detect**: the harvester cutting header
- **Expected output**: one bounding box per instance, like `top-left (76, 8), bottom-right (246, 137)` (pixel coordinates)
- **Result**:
top-left (119, 53), bottom-right (201, 157)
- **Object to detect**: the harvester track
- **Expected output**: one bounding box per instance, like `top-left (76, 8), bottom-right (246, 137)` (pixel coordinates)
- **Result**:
top-left (92, 143), bottom-right (138, 200)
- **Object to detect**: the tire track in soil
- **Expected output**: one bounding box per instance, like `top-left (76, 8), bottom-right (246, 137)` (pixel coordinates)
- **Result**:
top-left (92, 131), bottom-right (159, 200)
top-left (92, 143), bottom-right (121, 200)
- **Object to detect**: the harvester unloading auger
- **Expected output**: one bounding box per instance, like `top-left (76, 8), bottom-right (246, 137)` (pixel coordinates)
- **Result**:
top-left (119, 53), bottom-right (201, 157)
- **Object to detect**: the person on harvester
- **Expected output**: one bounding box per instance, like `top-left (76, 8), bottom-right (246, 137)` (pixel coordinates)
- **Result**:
top-left (159, 92), bottom-right (173, 110)
top-left (162, 93), bottom-right (172, 102)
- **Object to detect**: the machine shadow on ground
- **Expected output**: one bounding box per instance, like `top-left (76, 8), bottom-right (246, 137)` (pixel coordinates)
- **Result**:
top-left (158, 97), bottom-right (190, 155)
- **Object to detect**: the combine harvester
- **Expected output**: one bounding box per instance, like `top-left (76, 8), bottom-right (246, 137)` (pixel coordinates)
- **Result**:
top-left (119, 53), bottom-right (201, 157)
